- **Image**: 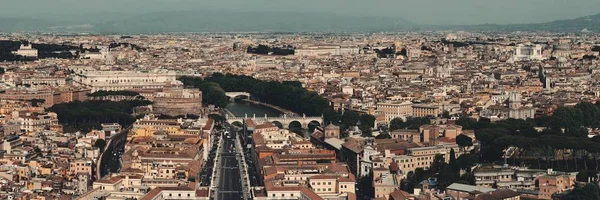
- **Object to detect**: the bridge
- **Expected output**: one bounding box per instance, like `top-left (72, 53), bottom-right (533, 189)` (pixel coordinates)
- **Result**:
top-left (226, 114), bottom-right (322, 129)
top-left (225, 92), bottom-right (251, 101)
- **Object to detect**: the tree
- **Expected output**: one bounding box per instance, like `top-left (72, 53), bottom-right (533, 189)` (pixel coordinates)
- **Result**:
top-left (389, 118), bottom-right (404, 131)
top-left (404, 117), bottom-right (430, 129)
top-left (200, 82), bottom-right (228, 108)
top-left (341, 110), bottom-right (360, 129)
top-left (430, 154), bottom-right (446, 173)
top-left (208, 114), bottom-right (226, 123)
top-left (375, 133), bottom-right (391, 139)
top-left (456, 117), bottom-right (477, 130)
top-left (560, 182), bottom-right (600, 200)
top-left (442, 111), bottom-right (450, 118)
top-left (27, 98), bottom-right (46, 107)
top-left (360, 114), bottom-right (376, 129)
top-left (0, 67), bottom-right (4, 74)
top-left (449, 148), bottom-right (457, 168)
top-left (456, 134), bottom-right (474, 153)
top-left (323, 108), bottom-right (341, 125)
top-left (94, 139), bottom-right (107, 151)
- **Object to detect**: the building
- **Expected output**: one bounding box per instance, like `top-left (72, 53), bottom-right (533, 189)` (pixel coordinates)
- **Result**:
top-left (71, 69), bottom-right (181, 92)
top-left (513, 44), bottom-right (544, 61)
top-left (412, 104), bottom-right (439, 118)
top-left (13, 43), bottom-right (38, 57)
top-left (538, 170), bottom-right (577, 200)
top-left (295, 46), bottom-right (360, 56)
top-left (376, 101), bottom-right (413, 122)
top-left (153, 87), bottom-right (203, 116)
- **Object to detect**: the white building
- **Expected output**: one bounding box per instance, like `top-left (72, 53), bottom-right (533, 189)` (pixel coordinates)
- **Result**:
top-left (513, 44), bottom-right (544, 61)
top-left (295, 46), bottom-right (360, 56)
top-left (71, 68), bottom-right (181, 92)
top-left (13, 43), bottom-right (38, 58)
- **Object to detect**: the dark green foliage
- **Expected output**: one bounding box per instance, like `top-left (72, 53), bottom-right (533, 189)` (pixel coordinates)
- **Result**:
top-left (374, 48), bottom-right (395, 58)
top-left (48, 100), bottom-right (151, 133)
top-left (208, 114), bottom-right (226, 122)
top-left (0, 40), bottom-right (77, 61)
top-left (87, 90), bottom-right (140, 97)
top-left (323, 108), bottom-right (340, 125)
top-left (0, 67), bottom-right (4, 74)
top-left (94, 139), bottom-right (107, 151)
top-left (388, 117), bottom-right (430, 130)
top-left (559, 182), bottom-right (600, 200)
top-left (200, 82), bottom-right (228, 108)
top-left (456, 134), bottom-right (473, 151)
top-left (179, 74), bottom-right (329, 116)
top-left (375, 133), bottom-right (391, 139)
top-left (247, 44), bottom-right (295, 56)
top-left (27, 98), bottom-right (46, 107)
top-left (389, 117), bottom-right (404, 131)
top-left (456, 117), bottom-right (477, 130)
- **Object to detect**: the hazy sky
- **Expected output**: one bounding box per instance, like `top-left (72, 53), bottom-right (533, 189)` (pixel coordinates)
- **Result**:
top-left (2, 0), bottom-right (599, 25)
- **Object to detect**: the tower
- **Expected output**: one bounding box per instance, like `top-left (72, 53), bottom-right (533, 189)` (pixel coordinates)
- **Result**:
top-left (509, 91), bottom-right (522, 110)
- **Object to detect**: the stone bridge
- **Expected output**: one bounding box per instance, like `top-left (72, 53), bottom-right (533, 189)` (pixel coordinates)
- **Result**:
top-left (225, 92), bottom-right (251, 101)
top-left (227, 114), bottom-right (323, 129)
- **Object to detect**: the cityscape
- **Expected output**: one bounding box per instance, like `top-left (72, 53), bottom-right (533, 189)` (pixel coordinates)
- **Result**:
top-left (2, 1), bottom-right (600, 200)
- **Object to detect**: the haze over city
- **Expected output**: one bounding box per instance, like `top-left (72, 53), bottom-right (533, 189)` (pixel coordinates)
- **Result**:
top-left (2, 0), bottom-right (600, 25)
top-left (2, 1), bottom-right (600, 200)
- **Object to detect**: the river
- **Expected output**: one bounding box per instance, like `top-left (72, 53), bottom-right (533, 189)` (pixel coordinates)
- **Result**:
top-left (225, 100), bottom-right (282, 117)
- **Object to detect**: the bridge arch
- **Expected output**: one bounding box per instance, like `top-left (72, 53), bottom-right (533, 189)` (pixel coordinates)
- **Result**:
top-left (272, 121), bottom-right (284, 129)
top-left (225, 92), bottom-right (251, 101)
top-left (288, 121), bottom-right (303, 130)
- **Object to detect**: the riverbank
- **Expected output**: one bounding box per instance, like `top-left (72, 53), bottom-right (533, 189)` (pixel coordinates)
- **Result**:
top-left (225, 100), bottom-right (283, 118)
top-left (239, 99), bottom-right (298, 116)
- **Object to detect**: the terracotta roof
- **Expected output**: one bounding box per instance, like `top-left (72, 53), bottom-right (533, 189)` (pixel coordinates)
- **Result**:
top-left (140, 187), bottom-right (163, 200)
top-left (196, 188), bottom-right (210, 197)
top-left (389, 189), bottom-right (412, 200)
top-left (474, 189), bottom-right (520, 200)
top-left (300, 187), bottom-right (324, 200)
top-left (256, 122), bottom-right (277, 130)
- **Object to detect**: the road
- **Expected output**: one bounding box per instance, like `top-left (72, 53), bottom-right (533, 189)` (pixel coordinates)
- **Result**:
top-left (217, 130), bottom-right (244, 200)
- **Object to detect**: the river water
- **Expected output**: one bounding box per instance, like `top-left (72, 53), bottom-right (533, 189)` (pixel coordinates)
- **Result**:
top-left (225, 100), bottom-right (282, 117)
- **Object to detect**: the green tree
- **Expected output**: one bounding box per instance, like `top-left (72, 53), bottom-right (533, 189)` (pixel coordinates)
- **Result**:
top-left (449, 148), bottom-right (457, 168)
top-left (341, 110), bottom-right (360, 129)
top-left (560, 182), bottom-right (600, 200)
top-left (27, 98), bottom-right (46, 107)
top-left (323, 108), bottom-right (341, 125)
top-left (404, 117), bottom-right (430, 129)
top-left (94, 139), bottom-right (107, 151)
top-left (442, 111), bottom-right (450, 118)
top-left (200, 82), bottom-right (228, 108)
top-left (208, 114), bottom-right (226, 122)
top-left (360, 114), bottom-right (376, 129)
top-left (430, 154), bottom-right (446, 173)
top-left (456, 117), bottom-right (477, 130)
top-left (375, 133), bottom-right (391, 139)
top-left (456, 134), bottom-right (474, 153)
top-left (389, 118), bottom-right (404, 131)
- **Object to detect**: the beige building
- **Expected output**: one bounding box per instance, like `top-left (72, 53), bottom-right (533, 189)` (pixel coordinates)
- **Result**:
top-left (412, 104), bottom-right (439, 118)
top-left (376, 101), bottom-right (414, 122)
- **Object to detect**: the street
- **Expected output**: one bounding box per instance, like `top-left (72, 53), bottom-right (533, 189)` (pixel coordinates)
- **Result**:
top-left (217, 125), bottom-right (244, 199)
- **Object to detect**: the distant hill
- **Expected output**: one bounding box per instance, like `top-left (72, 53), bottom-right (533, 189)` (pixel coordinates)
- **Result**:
top-left (0, 11), bottom-right (599, 33)
top-left (439, 13), bottom-right (600, 33)
top-left (91, 11), bottom-right (415, 33)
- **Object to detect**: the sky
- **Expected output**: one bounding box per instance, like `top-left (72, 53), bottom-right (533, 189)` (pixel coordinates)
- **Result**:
top-left (2, 0), bottom-right (599, 25)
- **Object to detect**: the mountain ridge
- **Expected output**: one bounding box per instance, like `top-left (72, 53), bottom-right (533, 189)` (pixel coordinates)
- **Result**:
top-left (0, 11), bottom-right (598, 33)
